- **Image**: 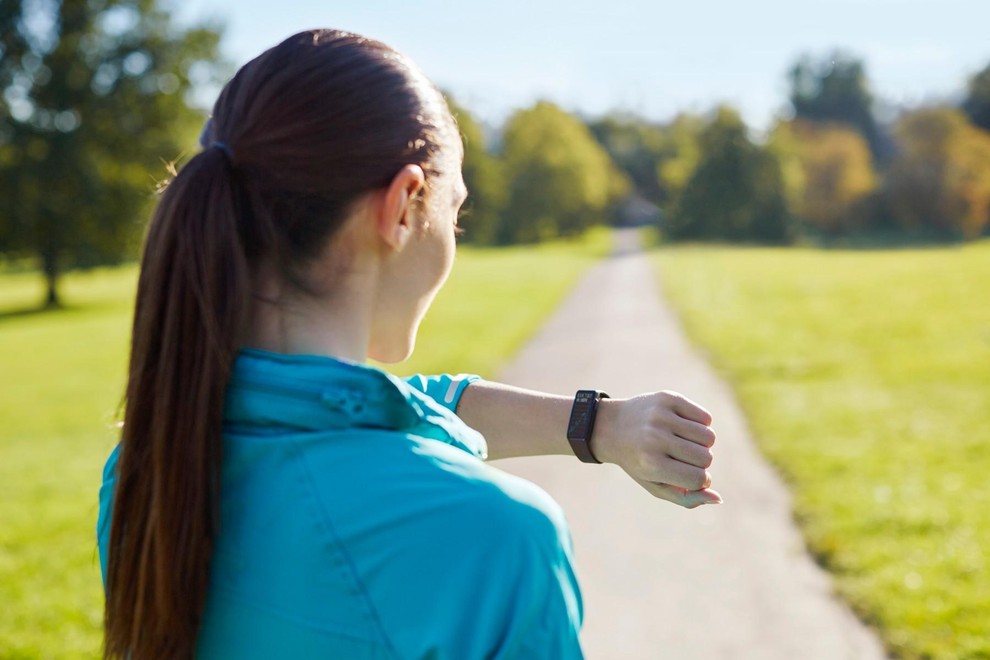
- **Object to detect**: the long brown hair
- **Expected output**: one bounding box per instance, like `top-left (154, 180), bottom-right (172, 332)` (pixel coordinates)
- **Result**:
top-left (104, 30), bottom-right (454, 659)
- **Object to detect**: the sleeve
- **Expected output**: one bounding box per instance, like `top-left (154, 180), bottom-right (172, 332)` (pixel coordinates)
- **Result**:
top-left (96, 444), bottom-right (121, 588)
top-left (403, 373), bottom-right (480, 413)
top-left (492, 511), bottom-right (585, 659)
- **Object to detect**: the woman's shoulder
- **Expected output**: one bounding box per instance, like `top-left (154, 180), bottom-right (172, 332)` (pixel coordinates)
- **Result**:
top-left (294, 433), bottom-right (583, 657)
top-left (442, 447), bottom-right (571, 548)
top-left (301, 428), bottom-right (571, 549)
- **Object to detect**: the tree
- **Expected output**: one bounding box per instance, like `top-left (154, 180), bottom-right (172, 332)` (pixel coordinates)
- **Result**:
top-left (655, 113), bottom-right (704, 212)
top-left (884, 107), bottom-right (990, 239)
top-left (669, 106), bottom-right (790, 243)
top-left (500, 101), bottom-right (627, 244)
top-left (589, 112), bottom-right (705, 228)
top-left (962, 61), bottom-right (990, 132)
top-left (770, 120), bottom-right (876, 235)
top-left (588, 113), bottom-right (667, 204)
top-left (447, 97), bottom-right (505, 245)
top-left (0, 0), bottom-right (225, 306)
top-left (788, 52), bottom-right (884, 160)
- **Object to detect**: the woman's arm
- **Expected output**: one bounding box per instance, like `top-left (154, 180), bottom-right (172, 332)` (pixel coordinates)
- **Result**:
top-left (456, 380), bottom-right (723, 509)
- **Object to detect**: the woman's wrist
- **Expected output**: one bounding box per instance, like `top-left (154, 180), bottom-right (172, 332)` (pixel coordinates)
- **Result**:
top-left (588, 397), bottom-right (621, 465)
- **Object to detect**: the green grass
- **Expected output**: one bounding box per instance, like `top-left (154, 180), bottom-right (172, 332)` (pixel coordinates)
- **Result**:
top-left (0, 268), bottom-right (135, 660)
top-left (652, 242), bottom-right (990, 659)
top-left (0, 227), bottom-right (609, 659)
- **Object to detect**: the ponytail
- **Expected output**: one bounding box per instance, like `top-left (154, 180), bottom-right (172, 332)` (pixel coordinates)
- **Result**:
top-left (104, 147), bottom-right (249, 659)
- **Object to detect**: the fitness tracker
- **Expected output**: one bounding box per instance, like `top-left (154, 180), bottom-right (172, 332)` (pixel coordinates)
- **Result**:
top-left (566, 389), bottom-right (609, 464)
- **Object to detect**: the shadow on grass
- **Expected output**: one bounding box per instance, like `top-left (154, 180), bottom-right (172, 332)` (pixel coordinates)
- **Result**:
top-left (0, 302), bottom-right (63, 321)
top-left (0, 301), bottom-right (125, 323)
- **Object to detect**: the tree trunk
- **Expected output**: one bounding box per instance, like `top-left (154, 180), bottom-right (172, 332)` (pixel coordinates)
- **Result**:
top-left (42, 242), bottom-right (60, 308)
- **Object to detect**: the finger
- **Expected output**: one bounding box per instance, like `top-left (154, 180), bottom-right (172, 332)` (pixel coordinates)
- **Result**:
top-left (685, 487), bottom-right (723, 506)
top-left (669, 415), bottom-right (717, 447)
top-left (682, 487), bottom-right (723, 506)
top-left (648, 456), bottom-right (711, 491)
top-left (665, 392), bottom-right (713, 426)
top-left (664, 437), bottom-right (714, 469)
top-left (635, 479), bottom-right (723, 508)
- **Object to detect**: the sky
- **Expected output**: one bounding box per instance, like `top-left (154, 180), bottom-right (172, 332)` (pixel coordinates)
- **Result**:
top-left (176, 0), bottom-right (990, 130)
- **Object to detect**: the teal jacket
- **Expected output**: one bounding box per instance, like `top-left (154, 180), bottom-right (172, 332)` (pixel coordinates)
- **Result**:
top-left (97, 349), bottom-right (584, 658)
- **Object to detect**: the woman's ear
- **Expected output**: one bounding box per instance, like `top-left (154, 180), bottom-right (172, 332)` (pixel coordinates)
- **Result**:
top-left (377, 164), bottom-right (425, 251)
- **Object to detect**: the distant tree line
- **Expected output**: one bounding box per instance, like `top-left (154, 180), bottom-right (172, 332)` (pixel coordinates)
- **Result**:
top-left (449, 99), bottom-right (628, 246)
top-left (453, 50), bottom-right (990, 247)
top-left (3, 1), bottom-right (990, 306)
top-left (585, 52), bottom-right (990, 244)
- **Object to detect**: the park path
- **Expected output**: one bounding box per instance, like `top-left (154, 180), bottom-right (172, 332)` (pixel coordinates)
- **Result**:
top-left (491, 228), bottom-right (887, 659)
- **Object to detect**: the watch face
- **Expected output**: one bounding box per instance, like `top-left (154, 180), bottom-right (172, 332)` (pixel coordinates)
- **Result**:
top-left (568, 390), bottom-right (606, 463)
top-left (567, 392), bottom-right (595, 439)
top-left (568, 409), bottom-right (589, 436)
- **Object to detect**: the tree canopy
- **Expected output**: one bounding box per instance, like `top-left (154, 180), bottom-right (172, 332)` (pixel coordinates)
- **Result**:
top-left (885, 107), bottom-right (990, 239)
top-left (0, 0), bottom-right (225, 305)
top-left (770, 119), bottom-right (876, 235)
top-left (447, 97), bottom-right (504, 245)
top-left (655, 113), bottom-right (704, 211)
top-left (499, 101), bottom-right (627, 244)
top-left (588, 114), bottom-right (667, 205)
top-left (670, 107), bottom-right (790, 243)
top-left (962, 61), bottom-right (990, 133)
top-left (788, 52), bottom-right (884, 160)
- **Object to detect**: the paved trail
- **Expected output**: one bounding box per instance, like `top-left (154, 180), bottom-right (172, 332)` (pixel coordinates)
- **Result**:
top-left (491, 229), bottom-right (886, 659)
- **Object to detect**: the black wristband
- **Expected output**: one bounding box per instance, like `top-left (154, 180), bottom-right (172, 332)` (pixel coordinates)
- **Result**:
top-left (566, 390), bottom-right (609, 464)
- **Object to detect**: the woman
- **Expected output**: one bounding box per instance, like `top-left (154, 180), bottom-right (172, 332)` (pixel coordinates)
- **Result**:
top-left (98, 29), bottom-right (720, 659)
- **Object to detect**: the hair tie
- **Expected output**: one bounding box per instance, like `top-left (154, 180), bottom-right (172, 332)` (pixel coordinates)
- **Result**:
top-left (211, 141), bottom-right (234, 161)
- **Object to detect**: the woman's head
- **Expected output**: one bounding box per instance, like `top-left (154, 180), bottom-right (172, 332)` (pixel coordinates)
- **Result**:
top-left (204, 29), bottom-right (464, 358)
top-left (204, 29), bottom-right (456, 251)
top-left (203, 30), bottom-right (463, 361)
top-left (105, 29), bottom-right (462, 659)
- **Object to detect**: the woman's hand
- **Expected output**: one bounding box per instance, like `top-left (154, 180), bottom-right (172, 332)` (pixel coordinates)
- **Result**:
top-left (593, 392), bottom-right (722, 509)
top-left (457, 381), bottom-right (722, 508)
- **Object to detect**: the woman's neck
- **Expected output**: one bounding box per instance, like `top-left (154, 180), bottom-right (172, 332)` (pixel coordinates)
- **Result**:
top-left (244, 273), bottom-right (374, 363)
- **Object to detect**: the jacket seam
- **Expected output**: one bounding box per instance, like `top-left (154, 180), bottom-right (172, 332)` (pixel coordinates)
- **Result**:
top-left (208, 583), bottom-right (390, 647)
top-left (291, 445), bottom-right (399, 659)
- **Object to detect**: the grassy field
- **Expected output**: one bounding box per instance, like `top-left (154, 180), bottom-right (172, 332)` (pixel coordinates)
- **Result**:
top-left (652, 242), bottom-right (990, 659)
top-left (0, 228), bottom-right (609, 659)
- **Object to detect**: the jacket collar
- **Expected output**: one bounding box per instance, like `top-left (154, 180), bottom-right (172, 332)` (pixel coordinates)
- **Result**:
top-left (223, 348), bottom-right (487, 460)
